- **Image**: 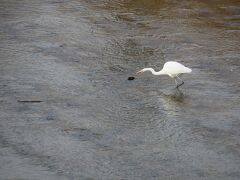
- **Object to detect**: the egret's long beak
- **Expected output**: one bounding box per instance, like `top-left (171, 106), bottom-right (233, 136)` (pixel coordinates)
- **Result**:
top-left (136, 69), bottom-right (144, 75)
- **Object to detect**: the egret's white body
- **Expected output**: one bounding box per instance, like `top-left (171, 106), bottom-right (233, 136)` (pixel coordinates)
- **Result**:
top-left (137, 61), bottom-right (192, 88)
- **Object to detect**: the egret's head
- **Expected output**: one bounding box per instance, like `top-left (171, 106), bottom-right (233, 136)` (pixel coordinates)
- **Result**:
top-left (136, 69), bottom-right (145, 74)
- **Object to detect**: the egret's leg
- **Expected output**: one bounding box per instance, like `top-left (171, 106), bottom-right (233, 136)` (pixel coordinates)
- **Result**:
top-left (174, 78), bottom-right (179, 88)
top-left (176, 76), bottom-right (184, 88)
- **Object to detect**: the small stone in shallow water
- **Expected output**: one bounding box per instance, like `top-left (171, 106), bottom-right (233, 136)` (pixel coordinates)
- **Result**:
top-left (128, 77), bottom-right (135, 80)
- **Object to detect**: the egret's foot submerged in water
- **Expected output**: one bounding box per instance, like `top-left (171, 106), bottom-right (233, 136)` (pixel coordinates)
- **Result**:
top-left (161, 88), bottom-right (184, 102)
top-left (173, 89), bottom-right (184, 101)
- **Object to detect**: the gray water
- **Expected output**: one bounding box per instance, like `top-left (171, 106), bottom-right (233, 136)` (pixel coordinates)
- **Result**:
top-left (0, 0), bottom-right (240, 179)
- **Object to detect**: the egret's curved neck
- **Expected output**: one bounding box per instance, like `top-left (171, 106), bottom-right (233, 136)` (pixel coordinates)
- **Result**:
top-left (143, 68), bottom-right (166, 75)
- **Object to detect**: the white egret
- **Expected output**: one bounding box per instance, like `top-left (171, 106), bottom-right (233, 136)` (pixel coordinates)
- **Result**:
top-left (136, 61), bottom-right (192, 88)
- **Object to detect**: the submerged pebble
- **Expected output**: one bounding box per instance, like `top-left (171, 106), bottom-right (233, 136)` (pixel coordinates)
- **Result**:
top-left (128, 76), bottom-right (135, 80)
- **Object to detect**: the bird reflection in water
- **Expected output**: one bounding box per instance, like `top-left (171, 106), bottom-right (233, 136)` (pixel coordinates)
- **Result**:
top-left (171, 88), bottom-right (184, 102)
top-left (160, 88), bottom-right (184, 102)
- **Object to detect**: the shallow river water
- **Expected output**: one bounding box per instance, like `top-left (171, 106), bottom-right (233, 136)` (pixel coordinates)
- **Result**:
top-left (0, 0), bottom-right (240, 179)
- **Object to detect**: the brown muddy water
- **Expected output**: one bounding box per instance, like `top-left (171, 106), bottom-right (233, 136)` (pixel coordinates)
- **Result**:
top-left (0, 0), bottom-right (240, 179)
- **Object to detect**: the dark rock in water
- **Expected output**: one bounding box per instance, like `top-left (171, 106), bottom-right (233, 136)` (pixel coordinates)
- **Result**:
top-left (128, 77), bottom-right (135, 80)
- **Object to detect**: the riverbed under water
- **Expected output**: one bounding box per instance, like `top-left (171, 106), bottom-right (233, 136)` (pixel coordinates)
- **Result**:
top-left (0, 0), bottom-right (240, 179)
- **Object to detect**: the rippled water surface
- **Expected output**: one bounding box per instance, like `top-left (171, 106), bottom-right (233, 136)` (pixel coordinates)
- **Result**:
top-left (0, 0), bottom-right (240, 179)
